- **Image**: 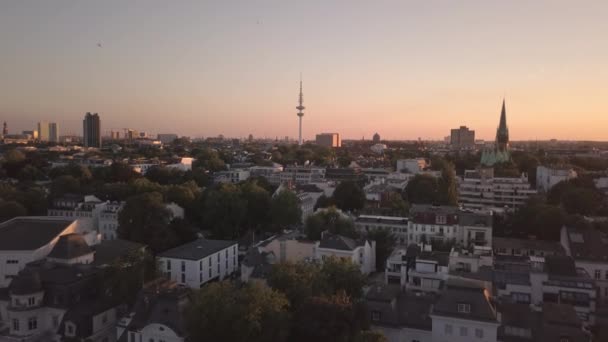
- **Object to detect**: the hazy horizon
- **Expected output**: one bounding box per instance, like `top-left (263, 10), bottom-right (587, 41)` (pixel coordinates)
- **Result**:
top-left (1, 1), bottom-right (607, 141)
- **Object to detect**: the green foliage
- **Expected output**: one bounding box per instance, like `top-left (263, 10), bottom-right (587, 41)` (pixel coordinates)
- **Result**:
top-left (437, 162), bottom-right (458, 206)
top-left (404, 174), bottom-right (439, 204)
top-left (366, 228), bottom-right (397, 270)
top-left (185, 282), bottom-right (290, 342)
top-left (117, 192), bottom-right (185, 253)
top-left (241, 181), bottom-right (272, 230)
top-left (193, 148), bottom-right (226, 172)
top-left (145, 166), bottom-right (186, 185)
top-left (50, 175), bottom-right (81, 198)
top-left (100, 248), bottom-right (154, 306)
top-left (333, 181), bottom-right (365, 212)
top-left (201, 184), bottom-right (248, 239)
top-left (314, 194), bottom-right (334, 210)
top-left (380, 191), bottom-right (409, 216)
top-left (305, 207), bottom-right (356, 240)
top-left (0, 200), bottom-right (27, 222)
top-left (547, 177), bottom-right (605, 216)
top-left (494, 196), bottom-right (567, 240)
top-left (270, 190), bottom-right (302, 231)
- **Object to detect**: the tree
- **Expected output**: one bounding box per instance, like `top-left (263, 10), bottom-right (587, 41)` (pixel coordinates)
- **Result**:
top-left (314, 194), bottom-right (334, 210)
top-left (117, 192), bottom-right (178, 253)
top-left (201, 184), bottom-right (247, 239)
top-left (379, 191), bottom-right (409, 216)
top-left (320, 257), bottom-right (367, 299)
top-left (437, 162), bottom-right (458, 206)
top-left (404, 174), bottom-right (438, 204)
top-left (267, 262), bottom-right (325, 309)
top-left (333, 181), bottom-right (365, 212)
top-left (186, 282), bottom-right (290, 342)
top-left (270, 190), bottom-right (302, 231)
top-left (100, 248), bottom-right (155, 306)
top-left (50, 175), bottom-right (81, 198)
top-left (240, 181), bottom-right (272, 231)
top-left (0, 200), bottom-right (27, 222)
top-left (305, 208), bottom-right (356, 240)
top-left (366, 228), bottom-right (397, 270)
top-left (354, 331), bottom-right (388, 342)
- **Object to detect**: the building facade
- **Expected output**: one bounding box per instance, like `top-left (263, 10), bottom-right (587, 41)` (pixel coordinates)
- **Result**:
top-left (83, 112), bottom-right (101, 148)
top-left (536, 165), bottom-right (577, 192)
top-left (315, 133), bottom-right (341, 148)
top-left (450, 126), bottom-right (475, 149)
top-left (459, 168), bottom-right (537, 211)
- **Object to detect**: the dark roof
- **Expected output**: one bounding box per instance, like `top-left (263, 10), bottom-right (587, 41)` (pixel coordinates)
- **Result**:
top-left (158, 238), bottom-right (236, 260)
top-left (58, 301), bottom-right (117, 339)
top-left (318, 233), bottom-right (362, 251)
top-left (356, 215), bottom-right (408, 225)
top-left (127, 279), bottom-right (190, 336)
top-left (92, 239), bottom-right (146, 266)
top-left (48, 233), bottom-right (93, 260)
top-left (0, 217), bottom-right (74, 250)
top-left (365, 285), bottom-right (434, 331)
top-left (432, 282), bottom-right (497, 323)
top-left (9, 269), bottom-right (42, 295)
top-left (544, 256), bottom-right (577, 277)
top-left (493, 237), bottom-right (565, 255)
top-left (418, 251), bottom-right (450, 266)
top-left (565, 226), bottom-right (608, 262)
top-left (458, 210), bottom-right (493, 227)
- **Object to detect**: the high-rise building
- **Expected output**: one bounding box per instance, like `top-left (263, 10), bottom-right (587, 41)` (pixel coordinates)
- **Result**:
top-left (83, 112), bottom-right (101, 148)
top-left (450, 126), bottom-right (475, 149)
top-left (2, 122), bottom-right (7, 136)
top-left (49, 123), bottom-right (59, 142)
top-left (315, 133), bottom-right (341, 148)
top-left (296, 77), bottom-right (305, 146)
top-left (38, 121), bottom-right (50, 141)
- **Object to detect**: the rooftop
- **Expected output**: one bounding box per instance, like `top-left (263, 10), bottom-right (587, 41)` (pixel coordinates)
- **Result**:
top-left (318, 233), bottom-right (364, 251)
top-left (47, 233), bottom-right (93, 260)
top-left (432, 281), bottom-right (497, 323)
top-left (0, 217), bottom-right (75, 250)
top-left (493, 237), bottom-right (565, 255)
top-left (158, 238), bottom-right (236, 260)
top-left (565, 226), bottom-right (608, 262)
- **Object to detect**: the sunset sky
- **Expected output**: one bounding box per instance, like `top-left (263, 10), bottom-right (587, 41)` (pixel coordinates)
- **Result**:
top-left (1, 1), bottom-right (607, 141)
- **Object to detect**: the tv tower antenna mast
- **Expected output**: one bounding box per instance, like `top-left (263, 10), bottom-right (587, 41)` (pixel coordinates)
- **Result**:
top-left (296, 75), bottom-right (305, 146)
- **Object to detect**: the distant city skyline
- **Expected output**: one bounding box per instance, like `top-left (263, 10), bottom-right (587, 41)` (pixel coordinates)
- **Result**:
top-left (1, 1), bottom-right (607, 141)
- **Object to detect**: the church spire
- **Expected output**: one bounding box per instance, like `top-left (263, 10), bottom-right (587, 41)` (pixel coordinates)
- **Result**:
top-left (496, 98), bottom-right (509, 152)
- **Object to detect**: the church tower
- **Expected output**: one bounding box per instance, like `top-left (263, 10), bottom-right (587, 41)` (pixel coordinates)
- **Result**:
top-left (496, 99), bottom-right (509, 152)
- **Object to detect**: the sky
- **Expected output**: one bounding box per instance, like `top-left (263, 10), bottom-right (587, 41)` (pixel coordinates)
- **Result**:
top-left (1, 1), bottom-right (607, 141)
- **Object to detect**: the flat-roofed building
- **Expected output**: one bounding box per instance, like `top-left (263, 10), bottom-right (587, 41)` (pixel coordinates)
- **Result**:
top-left (315, 133), bottom-right (341, 148)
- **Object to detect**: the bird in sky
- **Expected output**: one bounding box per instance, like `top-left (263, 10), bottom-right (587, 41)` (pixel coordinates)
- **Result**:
top-left (97, 43), bottom-right (102, 48)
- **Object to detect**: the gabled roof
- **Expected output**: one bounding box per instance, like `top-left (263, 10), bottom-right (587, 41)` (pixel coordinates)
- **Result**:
top-left (564, 226), bottom-right (608, 262)
top-left (48, 233), bottom-right (93, 260)
top-left (318, 233), bottom-right (363, 251)
top-left (432, 282), bottom-right (497, 323)
top-left (158, 238), bottom-right (236, 260)
top-left (0, 217), bottom-right (74, 250)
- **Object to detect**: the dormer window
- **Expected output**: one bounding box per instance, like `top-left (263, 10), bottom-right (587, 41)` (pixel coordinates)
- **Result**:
top-left (436, 215), bottom-right (447, 224)
top-left (65, 322), bottom-right (76, 337)
top-left (371, 310), bottom-right (381, 322)
top-left (457, 303), bottom-right (471, 313)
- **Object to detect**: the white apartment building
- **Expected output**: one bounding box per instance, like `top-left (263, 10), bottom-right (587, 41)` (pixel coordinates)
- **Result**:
top-left (355, 215), bottom-right (408, 245)
top-left (408, 205), bottom-right (493, 247)
top-left (430, 283), bottom-right (500, 342)
top-left (280, 166), bottom-right (326, 184)
top-left (396, 158), bottom-right (428, 174)
top-left (459, 168), bottom-right (537, 211)
top-left (536, 165), bottom-right (577, 192)
top-left (315, 233), bottom-right (376, 275)
top-left (249, 163), bottom-right (284, 184)
top-left (98, 202), bottom-right (123, 240)
top-left (561, 226), bottom-right (608, 305)
top-left (213, 168), bottom-right (250, 184)
top-left (158, 239), bottom-right (238, 288)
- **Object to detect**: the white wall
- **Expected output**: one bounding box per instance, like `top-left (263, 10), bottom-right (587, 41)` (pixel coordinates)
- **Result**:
top-left (431, 315), bottom-right (499, 342)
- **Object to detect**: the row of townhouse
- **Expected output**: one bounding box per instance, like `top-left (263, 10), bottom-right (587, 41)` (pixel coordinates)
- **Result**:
top-left (356, 205), bottom-right (493, 248)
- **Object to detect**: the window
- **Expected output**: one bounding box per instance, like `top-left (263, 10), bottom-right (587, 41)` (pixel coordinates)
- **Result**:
top-left (12, 319), bottom-right (19, 331)
top-left (460, 326), bottom-right (468, 336)
top-left (52, 315), bottom-right (59, 328)
top-left (475, 328), bottom-right (484, 338)
top-left (181, 261), bottom-right (186, 272)
top-left (199, 260), bottom-right (202, 271)
top-left (444, 324), bottom-right (452, 335)
top-left (28, 297), bottom-right (36, 306)
top-left (605, 270), bottom-right (608, 280)
top-left (6, 260), bottom-right (18, 264)
top-left (457, 303), bottom-right (471, 313)
top-left (28, 317), bottom-right (37, 330)
top-left (371, 310), bottom-right (381, 321)
top-left (595, 270), bottom-right (601, 280)
top-left (166, 260), bottom-right (171, 270)
top-left (209, 267), bottom-right (212, 278)
top-left (181, 273), bottom-right (186, 283)
top-left (102, 313), bottom-right (108, 324)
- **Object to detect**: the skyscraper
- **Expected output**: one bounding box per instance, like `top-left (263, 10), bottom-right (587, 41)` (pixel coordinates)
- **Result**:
top-left (49, 123), bottom-right (59, 143)
top-left (450, 126), bottom-right (475, 149)
top-left (296, 77), bottom-right (305, 146)
top-left (83, 112), bottom-right (101, 148)
top-left (37, 121), bottom-right (50, 141)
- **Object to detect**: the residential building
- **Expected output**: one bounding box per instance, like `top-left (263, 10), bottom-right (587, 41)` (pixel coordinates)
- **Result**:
top-left (536, 165), bottom-right (577, 192)
top-left (396, 158), bottom-right (427, 174)
top-left (366, 285), bottom-right (434, 342)
top-left (448, 245), bottom-right (494, 275)
top-left (315, 133), bottom-right (341, 148)
top-left (280, 165), bottom-right (326, 184)
top-left (459, 168), bottom-right (537, 211)
top-left (561, 226), bottom-right (608, 305)
top-left (117, 279), bottom-right (189, 342)
top-left (157, 133), bottom-right (179, 144)
top-left (430, 282), bottom-right (500, 342)
top-left (166, 157), bottom-right (194, 172)
top-left (493, 237), bottom-right (565, 257)
top-left (255, 231), bottom-right (315, 264)
top-left (98, 202), bottom-right (123, 240)
top-left (83, 112), bottom-right (101, 148)
top-left (249, 163), bottom-right (284, 184)
top-left (158, 239), bottom-right (238, 288)
top-left (355, 215), bottom-right (408, 245)
top-left (498, 302), bottom-right (589, 342)
top-left (325, 167), bottom-right (365, 182)
top-left (0, 217), bottom-right (97, 287)
top-left (213, 168), bottom-right (250, 184)
top-left (450, 126), bottom-right (475, 149)
top-left (315, 233), bottom-right (376, 275)
top-left (408, 205), bottom-right (493, 247)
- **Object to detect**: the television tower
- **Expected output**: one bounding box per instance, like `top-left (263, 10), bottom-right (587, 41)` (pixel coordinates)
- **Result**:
top-left (2, 122), bottom-right (7, 136)
top-left (296, 76), bottom-right (305, 146)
